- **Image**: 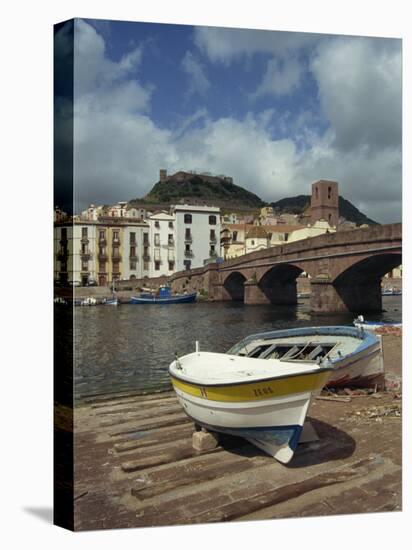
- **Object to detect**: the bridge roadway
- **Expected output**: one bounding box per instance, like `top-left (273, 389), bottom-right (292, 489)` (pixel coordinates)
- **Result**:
top-left (167, 223), bottom-right (401, 313)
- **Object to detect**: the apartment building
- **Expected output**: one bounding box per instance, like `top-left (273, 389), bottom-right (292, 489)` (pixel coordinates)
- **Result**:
top-left (173, 204), bottom-right (221, 271)
top-left (148, 212), bottom-right (176, 277)
top-left (54, 218), bottom-right (149, 285)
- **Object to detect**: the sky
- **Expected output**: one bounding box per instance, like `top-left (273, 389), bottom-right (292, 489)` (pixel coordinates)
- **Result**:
top-left (55, 18), bottom-right (402, 222)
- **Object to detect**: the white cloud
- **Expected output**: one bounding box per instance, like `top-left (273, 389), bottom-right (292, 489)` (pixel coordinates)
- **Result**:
top-left (310, 36), bottom-right (402, 152)
top-left (252, 56), bottom-right (302, 98)
top-left (181, 51), bottom-right (210, 96)
top-left (194, 26), bottom-right (318, 64)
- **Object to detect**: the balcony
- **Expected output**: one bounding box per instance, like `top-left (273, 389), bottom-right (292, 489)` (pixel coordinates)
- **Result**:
top-left (129, 253), bottom-right (138, 261)
top-left (184, 249), bottom-right (194, 258)
top-left (210, 237), bottom-right (217, 244)
top-left (143, 254), bottom-right (150, 261)
top-left (209, 250), bottom-right (218, 258)
top-left (98, 252), bottom-right (108, 261)
top-left (80, 251), bottom-right (91, 260)
top-left (81, 237), bottom-right (89, 244)
top-left (167, 240), bottom-right (175, 247)
top-left (57, 249), bottom-right (68, 260)
top-left (99, 237), bottom-right (107, 246)
top-left (112, 255), bottom-right (122, 262)
top-left (59, 239), bottom-right (68, 246)
top-left (184, 235), bottom-right (192, 243)
top-left (112, 239), bottom-right (121, 246)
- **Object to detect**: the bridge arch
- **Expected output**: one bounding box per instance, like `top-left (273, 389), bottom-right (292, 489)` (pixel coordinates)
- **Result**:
top-left (331, 252), bottom-right (402, 312)
top-left (223, 271), bottom-right (247, 301)
top-left (258, 263), bottom-right (308, 304)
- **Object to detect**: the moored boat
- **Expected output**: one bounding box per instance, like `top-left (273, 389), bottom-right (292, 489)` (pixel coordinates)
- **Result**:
top-left (103, 297), bottom-right (118, 305)
top-left (169, 326), bottom-right (384, 463)
top-left (354, 315), bottom-right (401, 332)
top-left (130, 286), bottom-right (197, 304)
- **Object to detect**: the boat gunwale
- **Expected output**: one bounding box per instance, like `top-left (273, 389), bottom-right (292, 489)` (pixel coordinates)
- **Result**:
top-left (228, 326), bottom-right (380, 366)
top-left (169, 362), bottom-right (334, 388)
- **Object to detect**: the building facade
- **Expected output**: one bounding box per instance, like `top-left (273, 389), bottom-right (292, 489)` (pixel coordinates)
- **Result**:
top-left (173, 204), bottom-right (221, 271)
top-left (148, 211), bottom-right (176, 277)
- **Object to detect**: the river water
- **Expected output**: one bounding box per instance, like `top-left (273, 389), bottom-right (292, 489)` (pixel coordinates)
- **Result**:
top-left (55, 296), bottom-right (401, 403)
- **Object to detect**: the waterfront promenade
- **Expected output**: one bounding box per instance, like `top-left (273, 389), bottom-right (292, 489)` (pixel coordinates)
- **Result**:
top-left (70, 333), bottom-right (402, 530)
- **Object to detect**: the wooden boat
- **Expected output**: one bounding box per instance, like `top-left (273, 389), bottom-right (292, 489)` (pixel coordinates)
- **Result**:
top-left (169, 326), bottom-right (384, 463)
top-left (130, 286), bottom-right (197, 304)
top-left (353, 315), bottom-right (401, 332)
top-left (81, 297), bottom-right (97, 306)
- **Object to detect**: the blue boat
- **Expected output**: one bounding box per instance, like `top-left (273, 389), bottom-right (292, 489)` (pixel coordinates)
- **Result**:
top-left (130, 286), bottom-right (197, 304)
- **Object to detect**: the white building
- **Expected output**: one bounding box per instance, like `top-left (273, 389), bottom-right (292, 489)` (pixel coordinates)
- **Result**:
top-left (172, 204), bottom-right (221, 271)
top-left (148, 211), bottom-right (176, 277)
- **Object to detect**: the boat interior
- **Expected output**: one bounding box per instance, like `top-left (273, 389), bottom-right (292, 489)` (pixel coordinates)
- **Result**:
top-left (229, 335), bottom-right (361, 364)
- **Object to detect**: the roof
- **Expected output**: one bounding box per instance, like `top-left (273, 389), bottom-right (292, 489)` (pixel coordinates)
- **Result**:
top-left (245, 226), bottom-right (270, 239)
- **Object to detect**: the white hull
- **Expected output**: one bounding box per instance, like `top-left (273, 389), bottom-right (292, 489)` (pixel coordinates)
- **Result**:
top-left (174, 386), bottom-right (313, 463)
top-left (328, 340), bottom-right (384, 387)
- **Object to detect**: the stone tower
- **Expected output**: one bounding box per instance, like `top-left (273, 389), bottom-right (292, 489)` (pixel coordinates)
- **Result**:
top-left (310, 180), bottom-right (339, 227)
top-left (159, 169), bottom-right (167, 182)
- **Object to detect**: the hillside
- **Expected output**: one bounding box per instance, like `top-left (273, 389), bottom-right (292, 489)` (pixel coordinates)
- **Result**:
top-left (137, 172), bottom-right (265, 208)
top-left (271, 195), bottom-right (378, 225)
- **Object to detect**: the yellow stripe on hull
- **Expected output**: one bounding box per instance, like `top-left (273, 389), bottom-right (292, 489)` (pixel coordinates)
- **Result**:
top-left (170, 370), bottom-right (331, 403)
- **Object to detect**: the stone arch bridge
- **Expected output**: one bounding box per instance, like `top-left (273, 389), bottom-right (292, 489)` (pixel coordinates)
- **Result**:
top-left (169, 223), bottom-right (401, 313)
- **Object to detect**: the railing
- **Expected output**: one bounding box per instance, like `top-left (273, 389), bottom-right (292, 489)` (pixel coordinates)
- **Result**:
top-left (143, 254), bottom-right (150, 261)
top-left (112, 255), bottom-right (122, 262)
top-left (210, 237), bottom-right (217, 244)
top-left (80, 252), bottom-right (91, 260)
top-left (81, 237), bottom-right (89, 244)
top-left (209, 250), bottom-right (218, 257)
top-left (184, 250), bottom-right (194, 258)
top-left (98, 252), bottom-right (108, 261)
top-left (184, 235), bottom-right (192, 243)
top-left (168, 240), bottom-right (175, 246)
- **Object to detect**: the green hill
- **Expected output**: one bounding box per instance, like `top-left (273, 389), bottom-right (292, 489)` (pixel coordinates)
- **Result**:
top-left (138, 172), bottom-right (265, 208)
top-left (271, 195), bottom-right (378, 225)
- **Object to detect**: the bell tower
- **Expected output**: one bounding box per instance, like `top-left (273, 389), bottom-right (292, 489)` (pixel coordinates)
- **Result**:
top-left (310, 180), bottom-right (339, 227)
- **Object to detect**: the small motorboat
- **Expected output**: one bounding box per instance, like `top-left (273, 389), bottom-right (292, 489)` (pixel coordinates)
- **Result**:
top-left (169, 326), bottom-right (384, 464)
top-left (354, 315), bottom-right (401, 332)
top-left (103, 297), bottom-right (118, 306)
top-left (130, 286), bottom-right (197, 304)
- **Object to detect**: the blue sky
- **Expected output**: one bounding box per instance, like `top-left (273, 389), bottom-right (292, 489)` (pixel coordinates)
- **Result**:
top-left (56, 18), bottom-right (402, 222)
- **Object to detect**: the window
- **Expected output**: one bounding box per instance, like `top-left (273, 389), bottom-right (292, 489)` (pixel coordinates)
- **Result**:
top-left (113, 230), bottom-right (119, 242)
top-left (184, 260), bottom-right (191, 270)
top-left (251, 240), bottom-right (255, 245)
top-left (328, 186), bottom-right (332, 199)
top-left (143, 232), bottom-right (149, 244)
top-left (168, 234), bottom-right (174, 245)
top-left (155, 261), bottom-right (160, 271)
top-left (81, 243), bottom-right (88, 254)
top-left (233, 231), bottom-right (238, 242)
top-left (61, 228), bottom-right (67, 239)
top-left (328, 213), bottom-right (332, 223)
top-left (210, 245), bottom-right (215, 252)
top-left (315, 186), bottom-right (319, 199)
top-left (143, 261), bottom-right (149, 271)
top-left (82, 227), bottom-right (88, 237)
top-left (210, 229), bottom-right (216, 241)
top-left (130, 246), bottom-right (136, 257)
top-left (81, 260), bottom-right (88, 271)
top-left (130, 260), bottom-right (137, 270)
top-left (154, 233), bottom-right (160, 246)
top-left (209, 215), bottom-right (217, 225)
top-left (168, 261), bottom-right (174, 271)
top-left (130, 232), bottom-right (136, 244)
top-left (99, 230), bottom-right (105, 240)
top-left (155, 221), bottom-right (160, 228)
top-left (168, 221), bottom-right (174, 229)
top-left (184, 214), bottom-right (192, 224)
top-left (185, 243), bottom-right (190, 252)
top-left (99, 262), bottom-right (105, 272)
top-left (185, 228), bottom-right (191, 240)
